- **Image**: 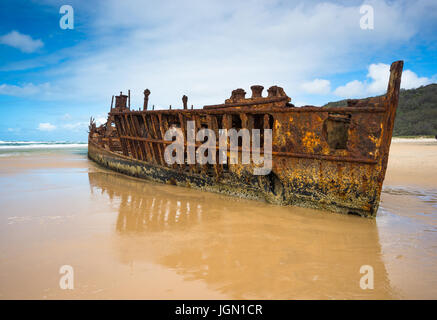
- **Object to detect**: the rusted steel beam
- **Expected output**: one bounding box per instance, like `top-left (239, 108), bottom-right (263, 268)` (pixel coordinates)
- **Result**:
top-left (150, 114), bottom-right (165, 165)
top-left (177, 113), bottom-right (188, 172)
top-left (110, 105), bottom-right (386, 117)
top-left (130, 114), bottom-right (143, 160)
top-left (240, 113), bottom-right (249, 129)
top-left (118, 115), bottom-right (134, 157)
top-left (114, 116), bottom-right (129, 156)
top-left (119, 135), bottom-right (377, 164)
top-left (193, 114), bottom-right (206, 175)
top-left (127, 114), bottom-right (140, 160)
top-left (263, 114), bottom-right (271, 129)
top-left (131, 114), bottom-right (147, 161)
top-left (101, 137), bottom-right (119, 142)
top-left (222, 114), bottom-right (232, 167)
top-left (142, 114), bottom-right (155, 160)
top-left (148, 114), bottom-right (162, 164)
top-left (128, 115), bottom-right (141, 160)
top-left (141, 114), bottom-right (156, 164)
top-left (149, 114), bottom-right (161, 139)
top-left (130, 115), bottom-right (144, 161)
top-left (206, 115), bottom-right (221, 178)
top-left (178, 113), bottom-right (186, 136)
top-left (158, 113), bottom-right (171, 168)
top-left (136, 115), bottom-right (149, 161)
top-left (123, 114), bottom-right (139, 159)
top-left (158, 113), bottom-right (169, 135)
top-left (135, 114), bottom-right (150, 161)
top-left (156, 114), bottom-right (166, 139)
top-left (203, 96), bottom-right (288, 109)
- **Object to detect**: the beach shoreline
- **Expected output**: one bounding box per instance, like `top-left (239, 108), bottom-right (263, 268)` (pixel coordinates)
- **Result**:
top-left (0, 140), bottom-right (436, 299)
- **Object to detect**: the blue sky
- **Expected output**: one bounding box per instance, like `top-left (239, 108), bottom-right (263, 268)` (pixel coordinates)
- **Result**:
top-left (0, 0), bottom-right (436, 142)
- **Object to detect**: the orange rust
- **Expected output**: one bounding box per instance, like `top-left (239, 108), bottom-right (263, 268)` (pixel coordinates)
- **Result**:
top-left (88, 61), bottom-right (404, 217)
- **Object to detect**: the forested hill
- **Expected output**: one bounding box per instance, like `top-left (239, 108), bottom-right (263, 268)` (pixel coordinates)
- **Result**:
top-left (323, 83), bottom-right (437, 137)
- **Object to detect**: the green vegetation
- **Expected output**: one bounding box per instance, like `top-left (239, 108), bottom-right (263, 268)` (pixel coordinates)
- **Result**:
top-left (323, 83), bottom-right (437, 137)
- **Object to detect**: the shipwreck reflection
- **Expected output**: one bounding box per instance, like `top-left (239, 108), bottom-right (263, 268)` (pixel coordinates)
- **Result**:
top-left (88, 171), bottom-right (395, 299)
top-left (89, 171), bottom-right (212, 232)
top-left (115, 196), bottom-right (205, 232)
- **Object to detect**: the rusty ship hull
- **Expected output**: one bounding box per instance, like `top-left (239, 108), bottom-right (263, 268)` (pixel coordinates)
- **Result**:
top-left (88, 61), bottom-right (404, 217)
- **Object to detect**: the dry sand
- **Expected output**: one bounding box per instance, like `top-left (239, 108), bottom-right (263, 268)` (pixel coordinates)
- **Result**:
top-left (0, 140), bottom-right (436, 299)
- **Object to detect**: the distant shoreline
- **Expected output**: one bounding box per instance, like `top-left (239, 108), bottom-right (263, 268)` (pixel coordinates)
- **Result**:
top-left (0, 136), bottom-right (435, 148)
top-left (392, 136), bottom-right (436, 143)
top-left (392, 135), bottom-right (435, 139)
top-left (0, 141), bottom-right (87, 151)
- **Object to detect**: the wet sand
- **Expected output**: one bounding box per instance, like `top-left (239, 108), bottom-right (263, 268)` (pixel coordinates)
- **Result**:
top-left (0, 140), bottom-right (436, 299)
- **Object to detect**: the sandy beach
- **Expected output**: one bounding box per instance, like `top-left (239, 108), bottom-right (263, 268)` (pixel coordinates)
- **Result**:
top-left (0, 139), bottom-right (436, 299)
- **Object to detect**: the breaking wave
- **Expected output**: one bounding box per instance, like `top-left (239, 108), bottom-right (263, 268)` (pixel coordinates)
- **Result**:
top-left (0, 141), bottom-right (87, 150)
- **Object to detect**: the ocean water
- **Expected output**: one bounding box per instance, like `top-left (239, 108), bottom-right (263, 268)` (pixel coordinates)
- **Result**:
top-left (0, 141), bottom-right (88, 157)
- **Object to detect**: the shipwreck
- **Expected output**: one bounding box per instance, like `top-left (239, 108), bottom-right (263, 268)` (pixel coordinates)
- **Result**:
top-left (88, 60), bottom-right (404, 217)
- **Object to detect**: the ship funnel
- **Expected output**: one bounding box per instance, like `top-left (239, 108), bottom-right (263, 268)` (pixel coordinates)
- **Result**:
top-left (267, 86), bottom-right (287, 98)
top-left (251, 85), bottom-right (264, 98)
top-left (115, 92), bottom-right (128, 109)
top-left (225, 88), bottom-right (246, 104)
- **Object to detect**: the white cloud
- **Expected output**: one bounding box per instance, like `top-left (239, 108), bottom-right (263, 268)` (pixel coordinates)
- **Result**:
top-left (367, 63), bottom-right (431, 94)
top-left (2, 0), bottom-right (437, 107)
top-left (366, 63), bottom-right (391, 94)
top-left (0, 83), bottom-right (42, 96)
top-left (401, 69), bottom-right (431, 90)
top-left (293, 100), bottom-right (309, 107)
top-left (0, 30), bottom-right (43, 53)
top-left (301, 79), bottom-right (331, 94)
top-left (95, 117), bottom-right (107, 126)
top-left (9, 0), bottom-right (433, 107)
top-left (62, 122), bottom-right (88, 130)
top-left (38, 123), bottom-right (56, 131)
top-left (334, 80), bottom-right (366, 98)
top-left (36, 121), bottom-right (88, 132)
top-left (334, 63), bottom-right (432, 98)
top-left (0, 82), bottom-right (58, 99)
